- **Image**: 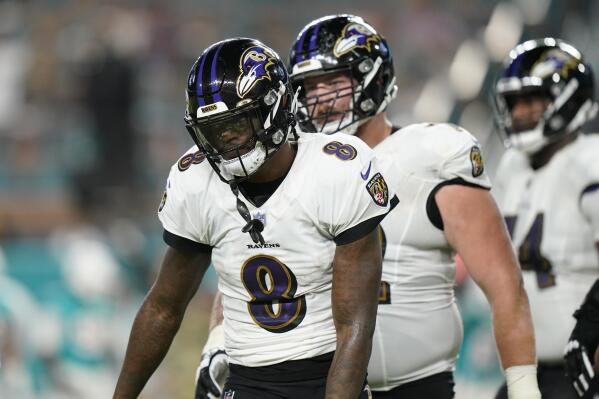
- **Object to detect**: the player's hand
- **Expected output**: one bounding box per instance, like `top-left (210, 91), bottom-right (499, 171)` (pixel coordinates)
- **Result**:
top-left (195, 325), bottom-right (228, 399)
top-left (565, 339), bottom-right (595, 397)
top-left (195, 347), bottom-right (229, 399)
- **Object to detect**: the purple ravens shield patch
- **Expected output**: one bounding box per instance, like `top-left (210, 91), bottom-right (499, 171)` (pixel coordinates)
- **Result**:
top-left (236, 46), bottom-right (275, 98)
top-left (366, 172), bottom-right (389, 207)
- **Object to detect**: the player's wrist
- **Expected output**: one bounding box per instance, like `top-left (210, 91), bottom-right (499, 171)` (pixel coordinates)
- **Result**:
top-left (505, 365), bottom-right (541, 399)
top-left (202, 324), bottom-right (225, 355)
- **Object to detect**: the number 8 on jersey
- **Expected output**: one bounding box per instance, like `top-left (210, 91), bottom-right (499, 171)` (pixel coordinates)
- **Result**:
top-left (241, 255), bottom-right (307, 333)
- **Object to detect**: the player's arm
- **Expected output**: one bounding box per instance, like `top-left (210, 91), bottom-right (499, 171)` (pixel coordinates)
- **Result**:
top-left (113, 245), bottom-right (211, 399)
top-left (326, 228), bottom-right (382, 399)
top-left (208, 290), bottom-right (224, 329)
top-left (195, 291), bottom-right (228, 399)
top-left (436, 184), bottom-right (540, 399)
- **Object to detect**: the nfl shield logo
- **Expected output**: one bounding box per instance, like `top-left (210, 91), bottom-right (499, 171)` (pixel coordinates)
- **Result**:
top-left (223, 389), bottom-right (235, 399)
top-left (252, 212), bottom-right (266, 227)
top-left (366, 173), bottom-right (389, 207)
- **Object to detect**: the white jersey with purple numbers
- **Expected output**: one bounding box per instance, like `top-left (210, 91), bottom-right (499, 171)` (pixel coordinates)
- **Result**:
top-left (158, 132), bottom-right (396, 367)
top-left (493, 134), bottom-right (599, 362)
top-left (367, 122), bottom-right (492, 390)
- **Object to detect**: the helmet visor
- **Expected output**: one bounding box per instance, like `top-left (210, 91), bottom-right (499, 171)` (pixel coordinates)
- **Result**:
top-left (190, 105), bottom-right (263, 160)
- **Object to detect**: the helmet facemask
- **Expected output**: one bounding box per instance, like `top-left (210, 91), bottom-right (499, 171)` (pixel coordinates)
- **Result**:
top-left (294, 68), bottom-right (359, 135)
top-left (495, 78), bottom-right (598, 155)
top-left (293, 58), bottom-right (396, 135)
top-left (186, 81), bottom-right (292, 184)
top-left (493, 38), bottom-right (598, 155)
top-left (289, 15), bottom-right (397, 136)
top-left (494, 86), bottom-right (551, 154)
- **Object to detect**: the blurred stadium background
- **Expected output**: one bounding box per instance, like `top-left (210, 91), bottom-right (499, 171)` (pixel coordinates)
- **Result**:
top-left (0, 0), bottom-right (598, 398)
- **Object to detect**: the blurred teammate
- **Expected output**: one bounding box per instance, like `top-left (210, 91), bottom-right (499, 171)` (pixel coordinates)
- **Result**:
top-left (565, 278), bottom-right (599, 397)
top-left (196, 14), bottom-right (540, 399)
top-left (492, 38), bottom-right (599, 399)
top-left (113, 37), bottom-right (397, 399)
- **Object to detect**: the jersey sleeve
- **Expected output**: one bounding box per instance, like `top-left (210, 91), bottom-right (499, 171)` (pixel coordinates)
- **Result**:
top-left (317, 136), bottom-right (399, 245)
top-left (157, 163), bottom-right (212, 252)
top-left (436, 124), bottom-right (492, 189)
top-left (401, 123), bottom-right (493, 230)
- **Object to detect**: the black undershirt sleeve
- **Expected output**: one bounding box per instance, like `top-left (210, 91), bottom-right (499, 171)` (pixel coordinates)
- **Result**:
top-left (580, 182), bottom-right (599, 201)
top-left (425, 177), bottom-right (490, 231)
top-left (163, 229), bottom-right (212, 253)
top-left (334, 195), bottom-right (400, 246)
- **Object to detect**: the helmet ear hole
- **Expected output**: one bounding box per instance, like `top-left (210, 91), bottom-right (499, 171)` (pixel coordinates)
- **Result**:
top-left (360, 99), bottom-right (375, 112)
top-left (271, 130), bottom-right (284, 145)
top-left (264, 90), bottom-right (277, 106)
top-left (358, 59), bottom-right (373, 73)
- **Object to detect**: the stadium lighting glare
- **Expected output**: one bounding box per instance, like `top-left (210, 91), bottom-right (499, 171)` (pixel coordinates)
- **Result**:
top-left (413, 77), bottom-right (455, 122)
top-left (515, 0), bottom-right (551, 25)
top-left (484, 3), bottom-right (524, 62)
top-left (449, 40), bottom-right (489, 101)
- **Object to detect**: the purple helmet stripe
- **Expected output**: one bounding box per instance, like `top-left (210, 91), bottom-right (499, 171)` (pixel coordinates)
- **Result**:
top-left (308, 22), bottom-right (321, 55)
top-left (295, 28), bottom-right (309, 63)
top-left (195, 52), bottom-right (208, 106)
top-left (210, 43), bottom-right (224, 103)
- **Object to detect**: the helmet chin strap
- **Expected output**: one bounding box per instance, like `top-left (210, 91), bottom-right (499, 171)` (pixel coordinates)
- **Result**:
top-left (318, 94), bottom-right (359, 135)
top-left (320, 114), bottom-right (358, 135)
top-left (228, 182), bottom-right (265, 245)
top-left (220, 141), bottom-right (267, 179)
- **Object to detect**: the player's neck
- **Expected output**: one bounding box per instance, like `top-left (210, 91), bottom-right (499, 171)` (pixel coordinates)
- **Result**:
top-left (529, 133), bottom-right (578, 170)
top-left (356, 113), bottom-right (392, 148)
top-left (248, 142), bottom-right (296, 183)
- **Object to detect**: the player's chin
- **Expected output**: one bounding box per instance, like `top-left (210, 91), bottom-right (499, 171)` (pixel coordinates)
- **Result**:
top-left (511, 120), bottom-right (539, 132)
top-left (220, 141), bottom-right (255, 160)
top-left (323, 113), bottom-right (344, 123)
top-left (314, 114), bottom-right (344, 130)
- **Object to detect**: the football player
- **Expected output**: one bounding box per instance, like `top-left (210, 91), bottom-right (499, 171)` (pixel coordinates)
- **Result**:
top-left (492, 38), bottom-right (599, 399)
top-left (565, 279), bottom-right (599, 398)
top-left (195, 15), bottom-right (541, 399)
top-left (113, 37), bottom-right (398, 399)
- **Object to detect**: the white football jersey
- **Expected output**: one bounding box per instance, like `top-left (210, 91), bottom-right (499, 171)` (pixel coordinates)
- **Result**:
top-left (158, 132), bottom-right (397, 367)
top-left (367, 123), bottom-right (492, 390)
top-left (493, 134), bottom-right (599, 362)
